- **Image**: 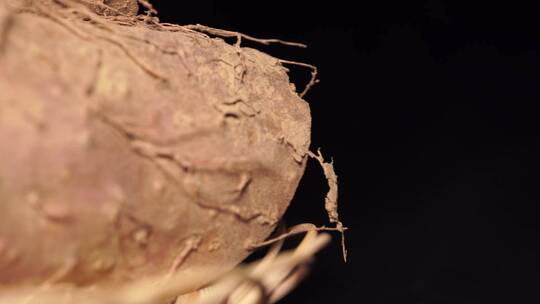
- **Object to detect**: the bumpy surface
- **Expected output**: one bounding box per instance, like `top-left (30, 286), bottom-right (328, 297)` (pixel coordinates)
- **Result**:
top-left (0, 1), bottom-right (311, 287)
top-left (79, 0), bottom-right (139, 16)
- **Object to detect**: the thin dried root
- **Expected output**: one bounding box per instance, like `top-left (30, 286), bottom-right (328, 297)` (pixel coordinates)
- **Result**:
top-left (96, 33), bottom-right (168, 80)
top-left (247, 223), bottom-right (346, 250)
top-left (184, 24), bottom-right (307, 49)
top-left (256, 222), bottom-right (287, 265)
top-left (247, 148), bottom-right (348, 262)
top-left (30, 1), bottom-right (168, 81)
top-left (31, 2), bottom-right (91, 40)
top-left (60, 5), bottom-right (166, 80)
top-left (308, 149), bottom-right (348, 262)
top-left (278, 59), bottom-right (319, 98)
top-left (33, 2), bottom-right (317, 97)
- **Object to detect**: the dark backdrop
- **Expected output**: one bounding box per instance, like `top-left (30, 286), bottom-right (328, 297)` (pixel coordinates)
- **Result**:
top-left (152, 1), bottom-right (540, 303)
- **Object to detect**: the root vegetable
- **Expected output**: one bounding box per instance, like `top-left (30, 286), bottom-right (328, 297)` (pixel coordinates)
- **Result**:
top-left (0, 0), bottom-right (312, 288)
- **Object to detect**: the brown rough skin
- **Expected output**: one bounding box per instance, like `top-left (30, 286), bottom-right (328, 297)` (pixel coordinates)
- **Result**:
top-left (0, 0), bottom-right (311, 287)
top-left (79, 0), bottom-right (139, 16)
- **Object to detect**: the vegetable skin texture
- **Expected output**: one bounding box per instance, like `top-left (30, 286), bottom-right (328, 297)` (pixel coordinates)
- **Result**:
top-left (0, 1), bottom-right (311, 287)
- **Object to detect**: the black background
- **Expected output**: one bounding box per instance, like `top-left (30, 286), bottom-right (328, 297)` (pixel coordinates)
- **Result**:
top-left (153, 1), bottom-right (540, 303)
